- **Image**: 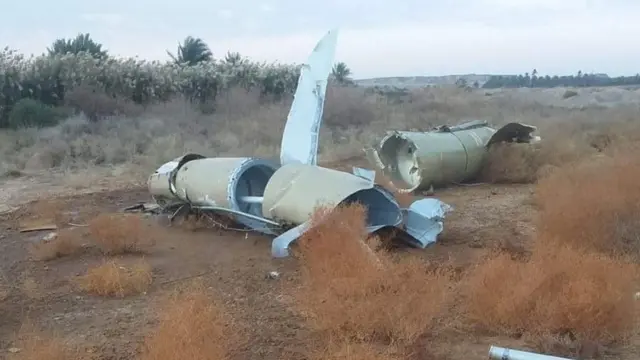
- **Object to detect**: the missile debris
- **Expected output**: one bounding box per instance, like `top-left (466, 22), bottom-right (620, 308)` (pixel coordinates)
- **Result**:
top-left (365, 120), bottom-right (541, 193)
top-left (489, 346), bottom-right (574, 360)
top-left (136, 28), bottom-right (453, 257)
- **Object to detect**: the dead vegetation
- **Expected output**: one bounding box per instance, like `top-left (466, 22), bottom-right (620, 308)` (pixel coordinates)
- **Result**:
top-left (464, 148), bottom-right (640, 354)
top-left (535, 151), bottom-right (640, 257)
top-left (138, 280), bottom-right (235, 360)
top-left (463, 244), bottom-right (638, 344)
top-left (293, 204), bottom-right (453, 349)
top-left (88, 213), bottom-right (155, 255)
top-left (310, 342), bottom-right (400, 360)
top-left (77, 259), bottom-right (152, 297)
top-left (28, 228), bottom-right (85, 261)
top-left (8, 323), bottom-right (78, 360)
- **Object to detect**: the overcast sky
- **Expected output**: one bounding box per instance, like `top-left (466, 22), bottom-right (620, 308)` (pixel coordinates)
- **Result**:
top-left (2, 0), bottom-right (639, 79)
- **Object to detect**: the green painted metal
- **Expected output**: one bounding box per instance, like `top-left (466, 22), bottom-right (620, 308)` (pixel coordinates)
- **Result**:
top-left (366, 120), bottom-right (538, 192)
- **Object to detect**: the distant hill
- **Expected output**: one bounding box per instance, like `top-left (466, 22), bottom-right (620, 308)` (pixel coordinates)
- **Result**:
top-left (354, 74), bottom-right (495, 88)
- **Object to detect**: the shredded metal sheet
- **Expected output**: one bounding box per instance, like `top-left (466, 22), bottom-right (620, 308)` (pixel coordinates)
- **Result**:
top-left (402, 199), bottom-right (452, 248)
top-left (280, 29), bottom-right (338, 166)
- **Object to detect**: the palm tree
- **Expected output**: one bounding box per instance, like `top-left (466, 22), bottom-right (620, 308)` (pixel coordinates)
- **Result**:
top-left (167, 36), bottom-right (213, 66)
top-left (224, 51), bottom-right (244, 65)
top-left (331, 62), bottom-right (352, 84)
top-left (47, 33), bottom-right (107, 59)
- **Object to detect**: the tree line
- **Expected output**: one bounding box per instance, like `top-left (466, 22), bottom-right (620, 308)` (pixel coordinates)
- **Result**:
top-left (481, 69), bottom-right (640, 88)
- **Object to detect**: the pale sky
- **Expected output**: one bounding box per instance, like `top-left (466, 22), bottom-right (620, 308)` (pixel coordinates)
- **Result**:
top-left (2, 0), bottom-right (639, 79)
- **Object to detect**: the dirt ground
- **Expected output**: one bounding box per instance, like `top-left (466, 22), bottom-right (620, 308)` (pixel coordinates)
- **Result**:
top-left (0, 174), bottom-right (545, 360)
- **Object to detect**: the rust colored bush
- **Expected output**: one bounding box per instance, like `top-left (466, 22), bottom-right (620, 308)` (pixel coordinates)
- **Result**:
top-left (311, 342), bottom-right (400, 360)
top-left (138, 280), bottom-right (234, 360)
top-left (78, 259), bottom-right (152, 297)
top-left (463, 243), bottom-right (638, 344)
top-left (88, 213), bottom-right (155, 255)
top-left (9, 323), bottom-right (78, 360)
top-left (29, 228), bottom-right (85, 261)
top-left (293, 204), bottom-right (453, 344)
top-left (535, 153), bottom-right (640, 257)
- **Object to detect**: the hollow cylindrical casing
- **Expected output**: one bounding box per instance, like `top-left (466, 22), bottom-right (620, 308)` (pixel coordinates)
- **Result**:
top-left (262, 163), bottom-right (376, 224)
top-left (172, 157), bottom-right (278, 217)
top-left (262, 163), bottom-right (402, 227)
top-left (371, 126), bottom-right (496, 192)
top-left (148, 171), bottom-right (180, 206)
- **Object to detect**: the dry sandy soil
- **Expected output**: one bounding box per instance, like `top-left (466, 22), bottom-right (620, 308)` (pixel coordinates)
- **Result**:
top-left (1, 86), bottom-right (640, 360)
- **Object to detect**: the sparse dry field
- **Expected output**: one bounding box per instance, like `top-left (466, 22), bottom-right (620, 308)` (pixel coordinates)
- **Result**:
top-left (1, 85), bottom-right (640, 360)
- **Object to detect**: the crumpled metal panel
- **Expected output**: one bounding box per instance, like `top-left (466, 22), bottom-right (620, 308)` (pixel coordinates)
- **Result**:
top-left (402, 198), bottom-right (453, 248)
top-left (367, 120), bottom-right (540, 192)
top-left (280, 29), bottom-right (339, 166)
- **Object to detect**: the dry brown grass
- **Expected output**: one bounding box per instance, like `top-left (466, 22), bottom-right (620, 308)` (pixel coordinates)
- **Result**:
top-left (2, 85), bottom-right (638, 183)
top-left (535, 151), bottom-right (640, 257)
top-left (463, 243), bottom-right (638, 344)
top-left (28, 228), bottom-right (86, 261)
top-left (465, 149), bottom-right (640, 350)
top-left (8, 323), bottom-right (78, 360)
top-left (17, 199), bottom-right (71, 229)
top-left (311, 342), bottom-right (400, 360)
top-left (88, 213), bottom-right (155, 255)
top-left (77, 259), bottom-right (152, 297)
top-left (293, 203), bottom-right (453, 344)
top-left (138, 280), bottom-right (235, 360)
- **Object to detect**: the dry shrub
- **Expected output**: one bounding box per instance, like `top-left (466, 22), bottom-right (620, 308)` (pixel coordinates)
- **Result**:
top-left (64, 84), bottom-right (143, 121)
top-left (138, 280), bottom-right (234, 360)
top-left (480, 143), bottom-right (544, 184)
top-left (463, 243), bottom-right (638, 344)
top-left (78, 259), bottom-right (152, 297)
top-left (311, 342), bottom-right (400, 360)
top-left (294, 203), bottom-right (453, 344)
top-left (29, 228), bottom-right (85, 261)
top-left (88, 213), bottom-right (154, 255)
top-left (19, 199), bottom-right (70, 228)
top-left (480, 133), bottom-right (601, 184)
top-left (9, 323), bottom-right (78, 360)
top-left (536, 153), bottom-right (640, 256)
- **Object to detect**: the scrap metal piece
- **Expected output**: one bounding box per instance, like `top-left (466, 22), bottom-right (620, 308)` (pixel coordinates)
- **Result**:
top-left (489, 346), bottom-right (573, 360)
top-left (272, 221), bottom-right (311, 258)
top-left (265, 163), bottom-right (403, 257)
top-left (352, 167), bottom-right (376, 184)
top-left (280, 29), bottom-right (339, 166)
top-left (148, 156), bottom-right (281, 234)
top-left (366, 120), bottom-right (540, 193)
top-left (401, 198), bottom-right (453, 248)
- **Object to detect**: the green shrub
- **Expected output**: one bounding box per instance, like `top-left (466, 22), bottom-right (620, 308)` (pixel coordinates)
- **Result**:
top-left (0, 48), bottom-right (302, 127)
top-left (6, 98), bottom-right (69, 129)
top-left (562, 89), bottom-right (579, 99)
